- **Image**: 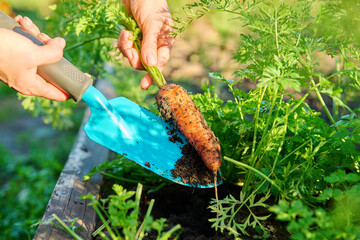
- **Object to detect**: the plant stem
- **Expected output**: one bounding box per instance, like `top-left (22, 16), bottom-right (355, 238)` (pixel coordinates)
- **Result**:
top-left (333, 55), bottom-right (344, 121)
top-left (135, 198), bottom-right (154, 239)
top-left (274, 8), bottom-right (280, 53)
top-left (310, 79), bottom-right (339, 131)
top-left (147, 182), bottom-right (167, 194)
top-left (93, 205), bottom-right (117, 239)
top-left (159, 224), bottom-right (182, 240)
top-left (224, 156), bottom-right (280, 190)
top-left (100, 172), bottom-right (146, 184)
top-left (64, 35), bottom-right (118, 52)
top-left (133, 41), bottom-right (167, 88)
top-left (251, 86), bottom-right (267, 160)
top-left (92, 220), bottom-right (110, 237)
top-left (243, 86), bottom-right (267, 192)
top-left (271, 104), bottom-right (289, 172)
top-left (51, 214), bottom-right (83, 240)
top-left (262, 86), bottom-right (278, 138)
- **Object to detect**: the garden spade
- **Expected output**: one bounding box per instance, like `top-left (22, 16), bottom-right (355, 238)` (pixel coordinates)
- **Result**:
top-left (0, 10), bottom-right (221, 188)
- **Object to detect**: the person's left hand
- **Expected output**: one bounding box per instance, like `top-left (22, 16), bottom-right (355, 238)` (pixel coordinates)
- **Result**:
top-left (118, 0), bottom-right (174, 90)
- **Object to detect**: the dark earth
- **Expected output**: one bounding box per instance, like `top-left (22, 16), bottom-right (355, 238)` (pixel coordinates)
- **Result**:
top-left (140, 182), bottom-right (290, 240)
top-left (171, 143), bottom-right (215, 186)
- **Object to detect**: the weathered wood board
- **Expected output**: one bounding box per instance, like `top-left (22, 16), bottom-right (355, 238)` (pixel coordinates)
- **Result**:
top-left (34, 80), bottom-right (116, 240)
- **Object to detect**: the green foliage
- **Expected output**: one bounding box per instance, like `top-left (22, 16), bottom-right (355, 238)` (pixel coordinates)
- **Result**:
top-left (180, 0), bottom-right (360, 237)
top-left (209, 191), bottom-right (271, 237)
top-left (270, 170), bottom-right (360, 239)
top-left (104, 67), bottom-right (158, 113)
top-left (0, 130), bottom-right (77, 239)
top-left (52, 183), bottom-right (182, 240)
top-left (83, 155), bottom-right (164, 187)
top-left (18, 94), bottom-right (77, 129)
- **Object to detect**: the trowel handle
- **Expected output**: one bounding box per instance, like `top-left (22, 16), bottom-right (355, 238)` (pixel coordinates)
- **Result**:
top-left (0, 10), bottom-right (93, 102)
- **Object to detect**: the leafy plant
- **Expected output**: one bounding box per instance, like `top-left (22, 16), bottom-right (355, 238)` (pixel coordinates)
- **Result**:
top-left (176, 0), bottom-right (360, 237)
top-left (270, 170), bottom-right (360, 239)
top-left (83, 155), bottom-right (165, 188)
top-left (49, 183), bottom-right (181, 240)
top-left (209, 191), bottom-right (271, 237)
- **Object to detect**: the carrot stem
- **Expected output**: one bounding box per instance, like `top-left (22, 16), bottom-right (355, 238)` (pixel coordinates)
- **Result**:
top-left (133, 40), bottom-right (167, 89)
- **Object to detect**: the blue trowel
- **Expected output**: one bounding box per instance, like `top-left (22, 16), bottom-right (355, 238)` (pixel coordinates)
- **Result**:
top-left (0, 11), bottom-right (220, 188)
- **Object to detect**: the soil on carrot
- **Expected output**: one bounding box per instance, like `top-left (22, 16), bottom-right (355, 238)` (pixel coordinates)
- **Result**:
top-left (165, 124), bottom-right (218, 186)
top-left (171, 143), bottom-right (216, 186)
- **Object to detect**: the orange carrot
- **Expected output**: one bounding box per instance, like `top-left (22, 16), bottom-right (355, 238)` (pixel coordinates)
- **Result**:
top-left (156, 83), bottom-right (222, 173)
top-left (128, 15), bottom-right (222, 174)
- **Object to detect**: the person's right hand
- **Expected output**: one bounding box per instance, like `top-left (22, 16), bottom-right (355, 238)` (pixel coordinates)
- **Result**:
top-left (118, 0), bottom-right (174, 90)
top-left (0, 16), bottom-right (69, 101)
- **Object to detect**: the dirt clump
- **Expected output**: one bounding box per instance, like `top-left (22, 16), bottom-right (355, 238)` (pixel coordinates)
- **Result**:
top-left (171, 143), bottom-right (215, 186)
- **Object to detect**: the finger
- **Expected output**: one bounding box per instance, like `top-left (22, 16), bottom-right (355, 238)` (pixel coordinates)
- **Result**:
top-left (18, 16), bottom-right (41, 37)
top-left (14, 15), bottom-right (23, 22)
top-left (20, 75), bottom-right (69, 101)
top-left (141, 21), bottom-right (162, 67)
top-left (84, 73), bottom-right (92, 78)
top-left (156, 45), bottom-right (171, 70)
top-left (158, 18), bottom-right (175, 48)
top-left (33, 37), bottom-right (65, 66)
top-left (37, 33), bottom-right (51, 43)
top-left (118, 30), bottom-right (143, 69)
top-left (118, 30), bottom-right (134, 56)
top-left (128, 48), bottom-right (144, 70)
top-left (140, 45), bottom-right (171, 90)
top-left (35, 75), bottom-right (69, 101)
top-left (140, 73), bottom-right (154, 90)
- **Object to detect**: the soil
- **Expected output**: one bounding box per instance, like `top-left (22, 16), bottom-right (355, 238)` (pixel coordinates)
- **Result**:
top-left (171, 143), bottom-right (215, 186)
top-left (140, 182), bottom-right (290, 240)
top-left (142, 183), bottom-right (233, 240)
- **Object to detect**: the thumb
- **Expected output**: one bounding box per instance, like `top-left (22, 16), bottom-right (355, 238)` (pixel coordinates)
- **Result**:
top-left (141, 23), bottom-right (161, 67)
top-left (34, 37), bottom-right (66, 66)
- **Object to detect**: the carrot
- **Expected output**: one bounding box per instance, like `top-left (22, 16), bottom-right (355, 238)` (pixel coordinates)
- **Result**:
top-left (156, 83), bottom-right (222, 173)
top-left (156, 83), bottom-right (221, 217)
top-left (121, 7), bottom-right (222, 176)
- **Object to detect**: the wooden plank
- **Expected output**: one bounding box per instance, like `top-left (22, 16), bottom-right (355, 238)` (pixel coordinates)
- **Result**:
top-left (34, 80), bottom-right (117, 240)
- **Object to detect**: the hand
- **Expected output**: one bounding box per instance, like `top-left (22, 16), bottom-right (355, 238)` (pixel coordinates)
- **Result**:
top-left (0, 16), bottom-right (69, 101)
top-left (118, 0), bottom-right (174, 90)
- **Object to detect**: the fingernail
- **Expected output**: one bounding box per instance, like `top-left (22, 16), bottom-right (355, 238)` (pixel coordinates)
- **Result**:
top-left (146, 55), bottom-right (156, 66)
top-left (24, 16), bottom-right (32, 24)
top-left (38, 33), bottom-right (51, 42)
top-left (14, 15), bottom-right (22, 21)
top-left (58, 38), bottom-right (66, 48)
top-left (42, 33), bottom-right (50, 39)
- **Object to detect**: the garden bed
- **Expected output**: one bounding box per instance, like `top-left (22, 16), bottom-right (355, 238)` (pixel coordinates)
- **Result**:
top-left (24, 0), bottom-right (360, 239)
top-left (95, 178), bottom-right (290, 240)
